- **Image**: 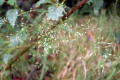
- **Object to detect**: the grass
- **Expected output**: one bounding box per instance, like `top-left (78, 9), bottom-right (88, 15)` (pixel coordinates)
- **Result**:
top-left (50, 11), bottom-right (120, 80)
top-left (0, 10), bottom-right (120, 80)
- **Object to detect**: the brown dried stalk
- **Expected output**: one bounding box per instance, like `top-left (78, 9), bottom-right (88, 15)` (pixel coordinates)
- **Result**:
top-left (5, 0), bottom-right (88, 70)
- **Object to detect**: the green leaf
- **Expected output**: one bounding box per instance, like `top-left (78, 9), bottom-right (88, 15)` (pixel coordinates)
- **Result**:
top-left (0, 0), bottom-right (5, 6)
top-left (6, 9), bottom-right (18, 27)
top-left (3, 54), bottom-right (13, 64)
top-left (0, 20), bottom-right (4, 27)
top-left (87, 0), bottom-right (103, 15)
top-left (7, 0), bottom-right (16, 6)
top-left (35, 0), bottom-right (49, 7)
top-left (9, 32), bottom-right (27, 47)
top-left (46, 5), bottom-right (64, 20)
top-left (93, 0), bottom-right (103, 15)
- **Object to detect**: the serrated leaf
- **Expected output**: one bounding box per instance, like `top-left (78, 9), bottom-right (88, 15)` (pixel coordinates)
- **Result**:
top-left (35, 0), bottom-right (49, 7)
top-left (0, 0), bottom-right (5, 6)
top-left (3, 54), bottom-right (13, 64)
top-left (46, 5), bottom-right (64, 20)
top-left (6, 9), bottom-right (18, 27)
top-left (9, 32), bottom-right (27, 47)
top-left (7, 0), bottom-right (16, 6)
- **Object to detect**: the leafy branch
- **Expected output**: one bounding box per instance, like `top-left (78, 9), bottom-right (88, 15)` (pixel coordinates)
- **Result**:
top-left (4, 0), bottom-right (88, 71)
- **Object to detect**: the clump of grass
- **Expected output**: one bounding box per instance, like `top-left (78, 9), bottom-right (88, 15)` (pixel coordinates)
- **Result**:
top-left (51, 11), bottom-right (120, 80)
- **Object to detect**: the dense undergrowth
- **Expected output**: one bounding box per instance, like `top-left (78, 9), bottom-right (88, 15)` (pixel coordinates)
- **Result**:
top-left (1, 10), bottom-right (120, 80)
top-left (0, 0), bottom-right (120, 80)
top-left (53, 12), bottom-right (120, 80)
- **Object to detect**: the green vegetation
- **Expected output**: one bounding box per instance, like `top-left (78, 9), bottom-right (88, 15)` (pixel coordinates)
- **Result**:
top-left (0, 0), bottom-right (120, 80)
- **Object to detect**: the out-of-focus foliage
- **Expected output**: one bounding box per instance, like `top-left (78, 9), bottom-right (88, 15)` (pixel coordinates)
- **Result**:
top-left (35, 0), bottom-right (49, 7)
top-left (7, 0), bottom-right (16, 6)
top-left (0, 19), bottom-right (4, 27)
top-left (9, 32), bottom-right (27, 47)
top-left (46, 5), bottom-right (64, 20)
top-left (6, 9), bottom-right (18, 27)
top-left (0, 0), bottom-right (5, 6)
top-left (87, 0), bottom-right (103, 15)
